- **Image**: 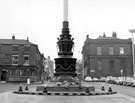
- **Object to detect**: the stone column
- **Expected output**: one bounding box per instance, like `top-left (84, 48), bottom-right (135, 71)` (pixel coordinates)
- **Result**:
top-left (63, 0), bottom-right (68, 21)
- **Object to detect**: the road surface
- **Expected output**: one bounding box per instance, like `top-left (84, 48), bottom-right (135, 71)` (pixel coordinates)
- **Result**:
top-left (0, 82), bottom-right (134, 103)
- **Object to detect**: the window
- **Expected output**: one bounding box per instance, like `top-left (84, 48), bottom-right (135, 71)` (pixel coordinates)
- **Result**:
top-left (12, 45), bottom-right (19, 51)
top-left (10, 69), bottom-right (18, 76)
top-left (120, 47), bottom-right (124, 54)
top-left (20, 69), bottom-right (26, 76)
top-left (110, 60), bottom-right (114, 70)
top-left (24, 45), bottom-right (30, 51)
top-left (12, 55), bottom-right (18, 65)
top-left (97, 60), bottom-right (102, 71)
top-left (97, 47), bottom-right (102, 55)
top-left (109, 47), bottom-right (114, 55)
top-left (23, 55), bottom-right (30, 65)
top-left (30, 69), bottom-right (35, 76)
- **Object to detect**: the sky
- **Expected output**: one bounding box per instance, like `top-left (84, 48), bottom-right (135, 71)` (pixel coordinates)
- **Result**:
top-left (0, 0), bottom-right (135, 60)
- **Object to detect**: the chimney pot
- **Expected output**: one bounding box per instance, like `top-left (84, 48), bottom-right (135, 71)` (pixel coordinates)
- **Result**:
top-left (86, 35), bottom-right (89, 38)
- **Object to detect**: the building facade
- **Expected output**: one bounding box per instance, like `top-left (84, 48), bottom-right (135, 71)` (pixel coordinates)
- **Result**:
top-left (0, 35), bottom-right (45, 82)
top-left (82, 32), bottom-right (133, 78)
top-left (44, 56), bottom-right (54, 81)
top-left (76, 60), bottom-right (83, 80)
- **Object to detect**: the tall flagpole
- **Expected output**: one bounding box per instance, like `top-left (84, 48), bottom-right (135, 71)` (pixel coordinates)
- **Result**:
top-left (64, 0), bottom-right (68, 21)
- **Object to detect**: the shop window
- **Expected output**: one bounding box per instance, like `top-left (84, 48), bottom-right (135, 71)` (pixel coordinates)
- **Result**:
top-left (20, 69), bottom-right (27, 76)
top-left (31, 69), bottom-right (34, 76)
top-left (10, 69), bottom-right (18, 76)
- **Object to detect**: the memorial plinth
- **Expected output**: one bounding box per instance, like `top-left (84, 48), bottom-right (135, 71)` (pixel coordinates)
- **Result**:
top-left (35, 0), bottom-right (95, 91)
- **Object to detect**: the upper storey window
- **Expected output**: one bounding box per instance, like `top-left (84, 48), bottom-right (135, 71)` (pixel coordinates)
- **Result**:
top-left (24, 45), bottom-right (30, 51)
top-left (12, 55), bottom-right (18, 65)
top-left (12, 45), bottom-right (19, 51)
top-left (97, 47), bottom-right (102, 55)
top-left (120, 47), bottom-right (124, 55)
top-left (23, 55), bottom-right (30, 65)
top-left (109, 47), bottom-right (114, 55)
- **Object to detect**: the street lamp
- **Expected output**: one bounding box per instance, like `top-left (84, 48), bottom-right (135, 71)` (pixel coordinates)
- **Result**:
top-left (129, 29), bottom-right (135, 78)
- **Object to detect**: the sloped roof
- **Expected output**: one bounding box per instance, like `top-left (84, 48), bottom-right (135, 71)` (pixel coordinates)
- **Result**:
top-left (0, 39), bottom-right (36, 45)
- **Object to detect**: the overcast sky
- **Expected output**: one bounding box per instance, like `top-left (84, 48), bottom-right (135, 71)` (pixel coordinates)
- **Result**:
top-left (0, 0), bottom-right (135, 60)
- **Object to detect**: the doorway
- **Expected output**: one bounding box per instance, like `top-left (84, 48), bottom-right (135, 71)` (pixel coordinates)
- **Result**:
top-left (1, 70), bottom-right (7, 81)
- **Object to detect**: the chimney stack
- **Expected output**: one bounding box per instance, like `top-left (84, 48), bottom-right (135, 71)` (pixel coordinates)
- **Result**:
top-left (103, 32), bottom-right (106, 37)
top-left (12, 34), bottom-right (15, 40)
top-left (112, 32), bottom-right (117, 38)
top-left (27, 37), bottom-right (29, 42)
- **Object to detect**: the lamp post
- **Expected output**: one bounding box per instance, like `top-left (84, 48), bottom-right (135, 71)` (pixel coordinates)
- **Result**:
top-left (129, 29), bottom-right (135, 78)
top-left (27, 69), bottom-right (30, 85)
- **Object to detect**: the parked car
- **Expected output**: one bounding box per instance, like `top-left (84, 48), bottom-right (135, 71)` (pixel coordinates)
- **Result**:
top-left (92, 78), bottom-right (99, 82)
top-left (99, 77), bottom-right (107, 82)
top-left (107, 79), bottom-right (117, 84)
top-left (123, 77), bottom-right (133, 86)
top-left (85, 77), bottom-right (93, 82)
top-left (131, 80), bottom-right (135, 87)
top-left (126, 80), bottom-right (132, 86)
top-left (115, 79), bottom-right (123, 85)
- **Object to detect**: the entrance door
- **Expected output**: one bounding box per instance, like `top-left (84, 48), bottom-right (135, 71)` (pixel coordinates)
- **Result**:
top-left (1, 71), bottom-right (6, 81)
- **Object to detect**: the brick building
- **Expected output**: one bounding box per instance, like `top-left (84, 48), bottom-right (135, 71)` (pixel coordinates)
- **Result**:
top-left (82, 32), bottom-right (133, 78)
top-left (0, 35), bottom-right (44, 82)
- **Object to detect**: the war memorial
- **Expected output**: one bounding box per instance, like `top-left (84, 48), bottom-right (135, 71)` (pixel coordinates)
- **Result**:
top-left (2, 0), bottom-right (135, 103)
top-left (13, 0), bottom-right (116, 96)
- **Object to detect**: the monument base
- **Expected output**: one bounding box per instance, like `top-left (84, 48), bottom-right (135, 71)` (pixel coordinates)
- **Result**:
top-left (36, 85), bottom-right (95, 92)
top-left (36, 81), bottom-right (95, 93)
top-left (54, 57), bottom-right (77, 77)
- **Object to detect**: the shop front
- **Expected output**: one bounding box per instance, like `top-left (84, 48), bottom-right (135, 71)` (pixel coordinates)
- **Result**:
top-left (0, 65), bottom-right (40, 83)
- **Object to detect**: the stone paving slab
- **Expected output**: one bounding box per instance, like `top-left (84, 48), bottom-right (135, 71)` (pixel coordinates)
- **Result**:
top-left (0, 91), bottom-right (135, 103)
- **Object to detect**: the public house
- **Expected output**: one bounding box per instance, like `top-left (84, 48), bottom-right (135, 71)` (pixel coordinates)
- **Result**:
top-left (0, 35), bottom-right (44, 82)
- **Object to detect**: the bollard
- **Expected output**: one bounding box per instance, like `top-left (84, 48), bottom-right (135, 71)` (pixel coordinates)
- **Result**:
top-left (25, 84), bottom-right (28, 91)
top-left (18, 84), bottom-right (23, 92)
top-left (108, 84), bottom-right (112, 92)
top-left (101, 83), bottom-right (105, 91)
